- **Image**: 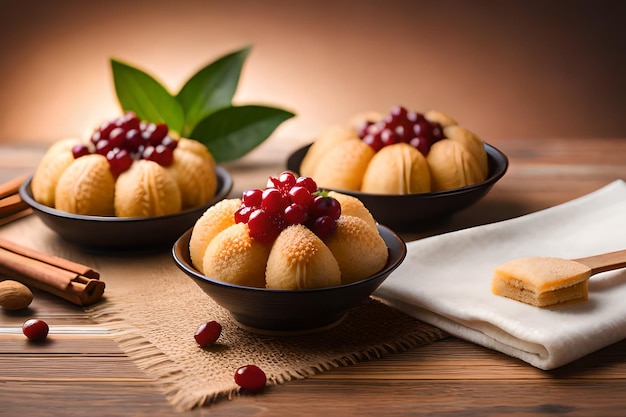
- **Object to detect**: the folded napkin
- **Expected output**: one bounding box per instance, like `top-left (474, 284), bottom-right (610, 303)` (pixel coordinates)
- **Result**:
top-left (375, 179), bottom-right (626, 370)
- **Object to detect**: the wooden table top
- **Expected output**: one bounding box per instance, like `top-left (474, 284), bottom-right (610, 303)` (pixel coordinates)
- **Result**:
top-left (1, 137), bottom-right (625, 416)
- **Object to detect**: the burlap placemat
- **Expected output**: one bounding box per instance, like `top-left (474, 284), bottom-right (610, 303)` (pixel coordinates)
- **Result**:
top-left (1, 216), bottom-right (448, 411)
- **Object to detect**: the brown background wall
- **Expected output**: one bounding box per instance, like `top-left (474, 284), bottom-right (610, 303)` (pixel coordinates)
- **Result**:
top-left (0, 0), bottom-right (624, 147)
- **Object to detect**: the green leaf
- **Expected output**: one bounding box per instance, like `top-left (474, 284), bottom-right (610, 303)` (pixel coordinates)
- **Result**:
top-left (111, 59), bottom-right (185, 133)
top-left (176, 46), bottom-right (251, 136)
top-left (190, 105), bottom-right (295, 162)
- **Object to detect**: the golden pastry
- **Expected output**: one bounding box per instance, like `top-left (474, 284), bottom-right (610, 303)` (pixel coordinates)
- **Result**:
top-left (361, 143), bottom-right (431, 194)
top-left (327, 191), bottom-right (377, 231)
top-left (202, 223), bottom-right (271, 288)
top-left (31, 112), bottom-right (218, 217)
top-left (265, 224), bottom-right (341, 290)
top-left (190, 172), bottom-right (389, 289)
top-left (189, 198), bottom-right (241, 273)
top-left (300, 106), bottom-right (488, 195)
top-left (55, 154), bottom-right (115, 216)
top-left (114, 159), bottom-right (182, 217)
top-left (312, 139), bottom-right (375, 191)
top-left (324, 215), bottom-right (388, 284)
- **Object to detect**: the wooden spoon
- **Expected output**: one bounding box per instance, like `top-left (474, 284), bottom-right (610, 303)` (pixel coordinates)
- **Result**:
top-left (492, 249), bottom-right (626, 307)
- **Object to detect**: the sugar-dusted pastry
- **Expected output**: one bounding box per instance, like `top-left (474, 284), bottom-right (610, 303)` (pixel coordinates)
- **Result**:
top-left (190, 172), bottom-right (390, 289)
top-left (492, 250), bottom-right (626, 307)
top-left (31, 112), bottom-right (218, 217)
top-left (299, 105), bottom-right (489, 194)
top-left (203, 223), bottom-right (271, 288)
top-left (265, 224), bottom-right (341, 290)
top-left (324, 216), bottom-right (388, 284)
top-left (361, 142), bottom-right (431, 194)
top-left (327, 191), bottom-right (377, 231)
top-left (189, 198), bottom-right (241, 273)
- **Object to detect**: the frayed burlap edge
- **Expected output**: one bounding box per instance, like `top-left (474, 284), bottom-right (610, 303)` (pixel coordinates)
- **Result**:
top-left (86, 298), bottom-right (448, 412)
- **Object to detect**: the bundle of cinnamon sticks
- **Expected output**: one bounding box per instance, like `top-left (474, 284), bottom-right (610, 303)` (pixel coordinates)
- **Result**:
top-left (0, 174), bottom-right (32, 226)
top-left (0, 175), bottom-right (105, 306)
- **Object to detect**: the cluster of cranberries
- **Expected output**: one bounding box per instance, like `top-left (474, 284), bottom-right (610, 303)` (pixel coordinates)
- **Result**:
top-left (71, 112), bottom-right (178, 177)
top-left (234, 172), bottom-right (341, 243)
top-left (358, 105), bottom-right (445, 155)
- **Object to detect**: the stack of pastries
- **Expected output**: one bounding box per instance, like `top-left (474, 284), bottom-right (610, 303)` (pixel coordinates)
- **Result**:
top-left (31, 112), bottom-right (218, 217)
top-left (189, 172), bottom-right (389, 290)
top-left (300, 106), bottom-right (489, 194)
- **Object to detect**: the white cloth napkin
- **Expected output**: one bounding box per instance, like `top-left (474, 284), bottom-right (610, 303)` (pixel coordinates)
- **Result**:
top-left (375, 179), bottom-right (626, 370)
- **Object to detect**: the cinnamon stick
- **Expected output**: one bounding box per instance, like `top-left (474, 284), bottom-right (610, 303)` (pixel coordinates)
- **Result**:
top-left (0, 174), bottom-right (28, 199)
top-left (0, 237), bottom-right (104, 306)
top-left (0, 193), bottom-right (31, 218)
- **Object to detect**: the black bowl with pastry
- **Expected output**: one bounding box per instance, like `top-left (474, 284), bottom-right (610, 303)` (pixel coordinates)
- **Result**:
top-left (19, 119), bottom-right (234, 251)
top-left (171, 170), bottom-right (407, 335)
top-left (172, 223), bottom-right (406, 335)
top-left (286, 106), bottom-right (508, 230)
top-left (20, 167), bottom-right (233, 251)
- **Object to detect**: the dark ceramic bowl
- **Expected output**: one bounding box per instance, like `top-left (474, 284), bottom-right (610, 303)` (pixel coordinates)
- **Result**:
top-left (19, 167), bottom-right (233, 251)
top-left (287, 143), bottom-right (508, 230)
top-left (172, 224), bottom-right (406, 335)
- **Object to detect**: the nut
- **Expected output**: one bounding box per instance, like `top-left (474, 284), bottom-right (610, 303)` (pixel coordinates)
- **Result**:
top-left (0, 280), bottom-right (34, 310)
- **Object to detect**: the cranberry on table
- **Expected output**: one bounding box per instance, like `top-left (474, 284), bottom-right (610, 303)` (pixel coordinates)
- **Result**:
top-left (194, 321), bottom-right (222, 347)
top-left (22, 319), bottom-right (49, 341)
top-left (234, 364), bottom-right (267, 392)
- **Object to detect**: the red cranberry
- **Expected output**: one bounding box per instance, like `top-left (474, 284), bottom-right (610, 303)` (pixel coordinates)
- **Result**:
top-left (107, 148), bottom-right (133, 177)
top-left (260, 188), bottom-right (287, 214)
top-left (288, 186), bottom-right (314, 208)
top-left (108, 127), bottom-right (126, 148)
top-left (97, 139), bottom-right (116, 155)
top-left (247, 209), bottom-right (279, 243)
top-left (242, 189), bottom-right (263, 207)
top-left (124, 129), bottom-right (143, 152)
top-left (98, 120), bottom-right (115, 139)
top-left (194, 321), bottom-right (222, 347)
top-left (234, 365), bottom-right (267, 392)
top-left (72, 144), bottom-right (91, 159)
top-left (310, 215), bottom-right (337, 239)
top-left (277, 171), bottom-right (296, 191)
top-left (22, 319), bottom-right (49, 341)
top-left (117, 112), bottom-right (140, 131)
top-left (234, 205), bottom-right (254, 224)
top-left (142, 122), bottom-right (168, 145)
top-left (283, 203), bottom-right (308, 225)
top-left (311, 196), bottom-right (341, 220)
top-left (295, 176), bottom-right (317, 193)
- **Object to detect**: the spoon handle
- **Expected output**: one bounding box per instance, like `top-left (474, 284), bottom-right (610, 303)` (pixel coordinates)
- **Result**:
top-left (573, 249), bottom-right (626, 275)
